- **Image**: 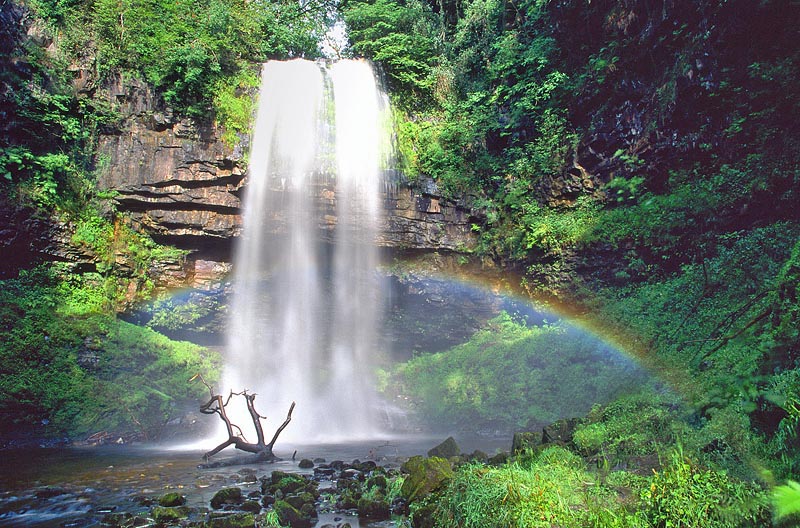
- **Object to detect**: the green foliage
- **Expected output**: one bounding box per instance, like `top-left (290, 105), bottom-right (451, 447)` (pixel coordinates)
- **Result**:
top-left (89, 0), bottom-right (327, 116)
top-left (428, 446), bottom-right (628, 527)
top-left (352, 0), bottom-right (577, 198)
top-left (344, 0), bottom-right (440, 100)
top-left (261, 510), bottom-right (289, 528)
top-left (84, 319), bottom-right (220, 435)
top-left (773, 480), bottom-right (800, 521)
top-left (385, 312), bottom-right (644, 430)
top-left (0, 266), bottom-right (220, 437)
top-left (640, 449), bottom-right (768, 527)
top-left (427, 445), bottom-right (768, 528)
top-left (72, 214), bottom-right (115, 261)
top-left (573, 392), bottom-right (687, 464)
top-left (213, 67), bottom-right (260, 148)
top-left (485, 193), bottom-right (600, 259)
top-left (146, 296), bottom-right (215, 332)
top-left (586, 223), bottom-right (800, 478)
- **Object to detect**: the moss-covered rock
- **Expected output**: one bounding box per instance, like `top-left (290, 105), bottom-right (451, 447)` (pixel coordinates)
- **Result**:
top-left (284, 491), bottom-right (315, 511)
top-left (542, 417), bottom-right (579, 445)
top-left (207, 512), bottom-right (255, 528)
top-left (336, 489), bottom-right (360, 510)
top-left (400, 456), bottom-right (454, 502)
top-left (273, 499), bottom-right (315, 528)
top-left (150, 505), bottom-right (190, 522)
top-left (427, 436), bottom-right (460, 458)
top-left (241, 499), bottom-right (261, 513)
top-left (210, 487), bottom-right (243, 509)
top-left (357, 495), bottom-right (390, 520)
top-left (410, 500), bottom-right (438, 528)
top-left (269, 472), bottom-right (306, 495)
top-left (512, 431), bottom-right (543, 454)
top-left (157, 492), bottom-right (186, 507)
top-left (366, 474), bottom-right (388, 491)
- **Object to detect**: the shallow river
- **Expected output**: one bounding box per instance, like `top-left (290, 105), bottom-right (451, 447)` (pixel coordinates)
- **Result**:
top-left (0, 435), bottom-right (509, 527)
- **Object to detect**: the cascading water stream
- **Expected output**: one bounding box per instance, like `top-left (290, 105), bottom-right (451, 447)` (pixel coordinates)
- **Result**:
top-left (221, 59), bottom-right (392, 443)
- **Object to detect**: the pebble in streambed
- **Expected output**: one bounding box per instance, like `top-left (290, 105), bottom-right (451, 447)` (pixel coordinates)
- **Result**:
top-left (95, 458), bottom-right (406, 528)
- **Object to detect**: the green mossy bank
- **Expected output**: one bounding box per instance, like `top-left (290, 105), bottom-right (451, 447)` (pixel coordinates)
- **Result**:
top-left (0, 266), bottom-right (220, 440)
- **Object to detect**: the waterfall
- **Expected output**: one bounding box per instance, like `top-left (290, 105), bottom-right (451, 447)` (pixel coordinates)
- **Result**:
top-left (221, 59), bottom-right (391, 443)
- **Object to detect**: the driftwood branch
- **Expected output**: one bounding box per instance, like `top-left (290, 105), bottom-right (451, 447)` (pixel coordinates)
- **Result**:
top-left (191, 375), bottom-right (295, 461)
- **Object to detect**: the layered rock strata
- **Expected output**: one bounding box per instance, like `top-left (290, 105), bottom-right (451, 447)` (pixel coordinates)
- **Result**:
top-left (94, 74), bottom-right (480, 282)
top-left (96, 76), bottom-right (246, 257)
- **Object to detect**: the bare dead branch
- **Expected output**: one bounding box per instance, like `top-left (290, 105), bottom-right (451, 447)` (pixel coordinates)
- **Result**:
top-left (267, 401), bottom-right (295, 450)
top-left (196, 385), bottom-right (296, 461)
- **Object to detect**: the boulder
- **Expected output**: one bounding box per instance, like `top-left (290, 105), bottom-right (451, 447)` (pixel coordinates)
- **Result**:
top-left (207, 512), bottom-right (256, 528)
top-left (542, 417), bottom-right (579, 445)
top-left (273, 499), bottom-right (315, 528)
top-left (150, 505), bottom-right (190, 522)
top-left (427, 436), bottom-right (460, 459)
top-left (285, 492), bottom-right (315, 511)
top-left (358, 495), bottom-right (390, 520)
top-left (366, 474), bottom-right (388, 492)
top-left (268, 472), bottom-right (306, 495)
top-left (400, 456), bottom-right (454, 502)
top-left (210, 487), bottom-right (243, 509)
top-left (512, 431), bottom-right (543, 454)
top-left (157, 492), bottom-right (185, 507)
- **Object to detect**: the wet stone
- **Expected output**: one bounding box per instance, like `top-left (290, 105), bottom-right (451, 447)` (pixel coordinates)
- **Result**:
top-left (314, 466), bottom-right (336, 477)
top-left (241, 500), bottom-right (261, 513)
top-left (274, 499), bottom-right (315, 528)
top-left (101, 512), bottom-right (132, 526)
top-left (357, 460), bottom-right (377, 472)
top-left (210, 487), bottom-right (243, 509)
top-left (367, 474), bottom-right (388, 491)
top-left (131, 495), bottom-right (154, 506)
top-left (298, 458), bottom-right (315, 469)
top-left (357, 495), bottom-right (390, 520)
top-left (150, 505), bottom-right (190, 522)
top-left (207, 512), bottom-right (255, 528)
top-left (35, 486), bottom-right (67, 499)
top-left (272, 476), bottom-right (305, 495)
top-left (341, 469), bottom-right (363, 481)
top-left (427, 436), bottom-right (460, 459)
top-left (157, 492), bottom-right (186, 507)
top-left (285, 491), bottom-right (315, 511)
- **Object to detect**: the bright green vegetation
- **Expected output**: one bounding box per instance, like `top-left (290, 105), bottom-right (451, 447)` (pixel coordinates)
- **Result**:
top-left (590, 225), bottom-right (800, 465)
top-left (381, 313), bottom-right (644, 430)
top-left (416, 446), bottom-right (768, 527)
top-left (347, 0), bottom-right (800, 521)
top-left (0, 266), bottom-right (220, 437)
top-left (32, 0), bottom-right (328, 118)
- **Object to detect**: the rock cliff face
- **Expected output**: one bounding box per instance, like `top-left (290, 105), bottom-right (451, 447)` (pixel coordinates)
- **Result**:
top-left (382, 179), bottom-right (477, 250)
top-left (96, 77), bottom-right (479, 276)
top-left (97, 76), bottom-right (246, 259)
